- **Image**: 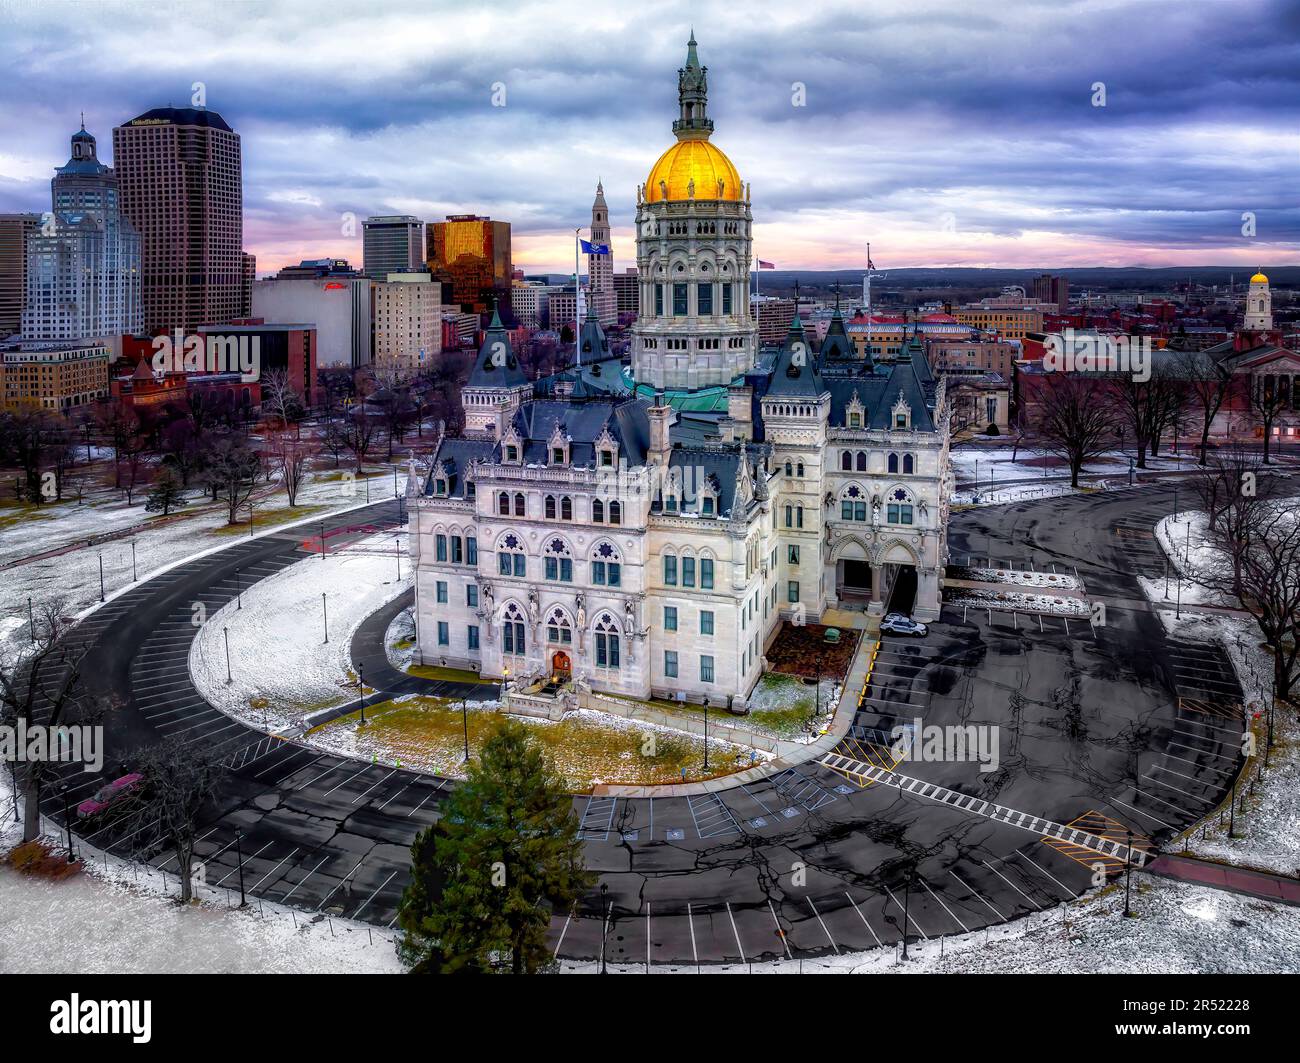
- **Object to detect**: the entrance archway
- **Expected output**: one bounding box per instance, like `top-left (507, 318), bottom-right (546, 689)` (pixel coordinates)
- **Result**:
top-left (551, 651), bottom-right (572, 681)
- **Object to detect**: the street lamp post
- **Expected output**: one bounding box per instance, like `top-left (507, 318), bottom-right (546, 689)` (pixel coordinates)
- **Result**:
top-left (223, 626), bottom-right (232, 684)
top-left (322, 593), bottom-right (329, 644)
top-left (60, 785), bottom-right (75, 863)
top-left (461, 699), bottom-right (469, 763)
top-left (98, 552), bottom-right (105, 602)
top-left (600, 883), bottom-right (609, 975)
top-left (901, 873), bottom-right (913, 961)
top-left (702, 697), bottom-right (710, 771)
top-left (235, 830), bottom-right (247, 907)
top-left (27, 597), bottom-right (34, 643)
top-left (320, 521), bottom-right (326, 560)
top-left (358, 663), bottom-right (366, 725)
top-left (131, 539), bottom-right (138, 582)
top-left (1123, 829), bottom-right (1134, 917)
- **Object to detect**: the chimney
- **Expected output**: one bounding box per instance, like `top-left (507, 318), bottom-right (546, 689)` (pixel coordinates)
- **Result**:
top-left (719, 384), bottom-right (753, 442)
top-left (647, 391), bottom-right (675, 466)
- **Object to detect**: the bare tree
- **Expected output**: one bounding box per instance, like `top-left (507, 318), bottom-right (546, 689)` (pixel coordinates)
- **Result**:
top-left (203, 430), bottom-right (261, 525)
top-left (1189, 445), bottom-right (1271, 599)
top-left (1032, 374), bottom-right (1116, 487)
top-left (270, 431), bottom-right (317, 507)
top-left (1177, 348), bottom-right (1234, 466)
top-left (130, 735), bottom-right (225, 905)
top-left (0, 600), bottom-right (105, 842)
top-left (1248, 374), bottom-right (1292, 465)
top-left (261, 368), bottom-right (300, 430)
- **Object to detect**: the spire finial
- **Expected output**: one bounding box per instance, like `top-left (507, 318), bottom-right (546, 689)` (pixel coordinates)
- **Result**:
top-left (80, 111), bottom-right (85, 131)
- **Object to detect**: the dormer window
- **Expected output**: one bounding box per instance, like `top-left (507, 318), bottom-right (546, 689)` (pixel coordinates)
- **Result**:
top-left (506, 445), bottom-right (519, 461)
top-left (435, 479), bottom-right (447, 495)
top-left (849, 412), bottom-right (862, 428)
top-left (600, 449), bottom-right (614, 468)
top-left (553, 448), bottom-right (564, 464)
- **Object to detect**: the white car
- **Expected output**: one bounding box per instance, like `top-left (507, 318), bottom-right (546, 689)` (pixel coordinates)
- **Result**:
top-left (881, 613), bottom-right (928, 637)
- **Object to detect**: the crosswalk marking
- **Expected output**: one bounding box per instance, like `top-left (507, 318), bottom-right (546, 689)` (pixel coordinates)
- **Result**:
top-left (818, 752), bottom-right (1149, 867)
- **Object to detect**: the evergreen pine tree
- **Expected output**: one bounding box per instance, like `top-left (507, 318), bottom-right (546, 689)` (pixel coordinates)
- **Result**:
top-left (145, 467), bottom-right (188, 516)
top-left (397, 719), bottom-right (593, 974)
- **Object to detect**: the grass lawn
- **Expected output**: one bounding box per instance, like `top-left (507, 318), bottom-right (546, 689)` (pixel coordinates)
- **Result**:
top-left (745, 672), bottom-right (837, 738)
top-left (406, 663), bottom-right (497, 685)
top-left (308, 696), bottom-right (758, 790)
top-left (210, 501), bottom-right (330, 536)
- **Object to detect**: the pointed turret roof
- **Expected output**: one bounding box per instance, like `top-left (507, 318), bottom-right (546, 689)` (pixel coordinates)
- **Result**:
top-left (766, 314), bottom-right (825, 398)
top-left (466, 305), bottom-right (528, 389)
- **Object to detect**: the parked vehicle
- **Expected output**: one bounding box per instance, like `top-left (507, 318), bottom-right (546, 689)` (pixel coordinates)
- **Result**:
top-left (76, 773), bottom-right (143, 819)
top-left (880, 613), bottom-right (928, 637)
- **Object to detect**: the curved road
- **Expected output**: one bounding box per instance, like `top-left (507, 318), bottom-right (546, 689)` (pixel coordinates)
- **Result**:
top-left (41, 486), bottom-right (1247, 966)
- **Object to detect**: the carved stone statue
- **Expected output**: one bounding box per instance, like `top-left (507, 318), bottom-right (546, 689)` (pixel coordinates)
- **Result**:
top-left (574, 593), bottom-right (586, 628)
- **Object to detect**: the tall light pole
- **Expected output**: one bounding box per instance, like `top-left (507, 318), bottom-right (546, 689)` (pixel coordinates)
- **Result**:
top-left (461, 698), bottom-right (470, 763)
top-left (1123, 829), bottom-right (1134, 917)
top-left (600, 883), bottom-right (609, 975)
top-left (235, 830), bottom-right (247, 907)
top-left (98, 552), bottom-right (105, 602)
top-left (224, 626), bottom-right (232, 684)
top-left (702, 697), bottom-right (710, 771)
top-left (358, 663), bottom-right (367, 726)
top-left (322, 593), bottom-right (329, 644)
top-left (131, 539), bottom-right (138, 582)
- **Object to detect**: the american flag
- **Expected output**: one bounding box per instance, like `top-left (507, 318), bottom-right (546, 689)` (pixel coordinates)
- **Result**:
top-left (757, 259), bottom-right (775, 269)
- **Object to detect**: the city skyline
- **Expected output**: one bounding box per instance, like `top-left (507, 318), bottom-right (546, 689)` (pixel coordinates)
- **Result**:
top-left (2, 0), bottom-right (1298, 277)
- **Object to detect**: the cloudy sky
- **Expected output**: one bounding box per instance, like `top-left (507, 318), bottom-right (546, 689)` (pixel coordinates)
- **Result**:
top-left (2, 0), bottom-right (1298, 275)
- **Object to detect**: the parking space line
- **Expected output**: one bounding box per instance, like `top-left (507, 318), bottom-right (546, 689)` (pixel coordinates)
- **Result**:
top-left (353, 869), bottom-right (400, 920)
top-left (843, 891), bottom-right (882, 947)
top-left (882, 884), bottom-right (929, 940)
top-left (315, 857), bottom-right (368, 911)
top-left (553, 905), bottom-right (575, 958)
top-left (921, 879), bottom-right (969, 933)
top-left (1142, 772), bottom-right (1214, 805)
top-left (948, 869), bottom-right (1005, 920)
top-left (806, 897), bottom-right (839, 954)
top-left (1106, 795), bottom-right (1178, 833)
top-left (279, 855), bottom-right (332, 902)
top-left (981, 858), bottom-right (1042, 910)
top-left (321, 764), bottom-right (373, 798)
top-left (250, 848), bottom-right (300, 892)
top-left (213, 841), bottom-right (274, 887)
top-left (1015, 850), bottom-right (1074, 899)
top-left (686, 903), bottom-right (699, 969)
top-left (768, 900), bottom-right (792, 959)
top-left (725, 901), bottom-right (746, 961)
top-left (351, 768), bottom-right (399, 804)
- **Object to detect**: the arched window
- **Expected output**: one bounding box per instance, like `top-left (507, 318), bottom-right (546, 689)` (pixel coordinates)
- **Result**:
top-left (561, 496), bottom-right (573, 520)
top-left (841, 451), bottom-right (852, 471)
top-left (903, 453), bottom-right (915, 475)
top-left (592, 498), bottom-right (604, 523)
top-left (855, 451), bottom-right (867, 472)
top-left (784, 461), bottom-right (793, 476)
top-left (839, 484), bottom-right (867, 521)
top-left (887, 452), bottom-right (899, 474)
top-left (497, 532), bottom-right (526, 578)
top-left (497, 491), bottom-right (510, 516)
top-left (594, 614), bottom-right (620, 668)
top-left (784, 504), bottom-right (793, 528)
top-left (543, 537), bottom-right (573, 582)
top-left (513, 492), bottom-right (526, 517)
top-left (591, 541), bottom-right (621, 586)
top-left (544, 495), bottom-right (556, 519)
top-left (796, 504), bottom-right (804, 528)
top-left (545, 607), bottom-right (573, 645)
top-left (502, 603), bottom-right (526, 656)
top-left (797, 462), bottom-right (805, 477)
top-left (608, 500), bottom-right (622, 525)
top-left (886, 486), bottom-right (915, 526)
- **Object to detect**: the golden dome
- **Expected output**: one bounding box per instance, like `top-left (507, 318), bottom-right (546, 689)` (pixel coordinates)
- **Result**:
top-left (1250, 271), bottom-right (1268, 284)
top-left (645, 138), bottom-right (742, 203)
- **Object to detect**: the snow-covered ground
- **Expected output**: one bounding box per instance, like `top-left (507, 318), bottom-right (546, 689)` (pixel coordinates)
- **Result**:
top-left (190, 530), bottom-right (411, 733)
top-left (0, 768), bottom-right (403, 973)
top-left (0, 464), bottom-right (400, 661)
top-left (951, 446), bottom-right (1205, 488)
top-left (945, 588), bottom-right (1091, 617)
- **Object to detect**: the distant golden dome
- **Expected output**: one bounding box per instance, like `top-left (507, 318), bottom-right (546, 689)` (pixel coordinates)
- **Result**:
top-left (645, 139), bottom-right (742, 204)
top-left (1250, 271), bottom-right (1268, 284)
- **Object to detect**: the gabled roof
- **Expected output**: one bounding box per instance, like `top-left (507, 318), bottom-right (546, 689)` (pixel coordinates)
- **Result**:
top-left (765, 315), bottom-right (825, 398)
top-left (818, 306), bottom-right (857, 364)
top-left (466, 306), bottom-right (529, 389)
top-left (504, 398), bottom-right (652, 467)
top-left (423, 438), bottom-right (495, 498)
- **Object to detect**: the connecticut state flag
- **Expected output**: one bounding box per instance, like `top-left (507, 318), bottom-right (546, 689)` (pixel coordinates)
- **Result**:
top-left (757, 259), bottom-right (775, 269)
top-left (580, 239), bottom-right (610, 255)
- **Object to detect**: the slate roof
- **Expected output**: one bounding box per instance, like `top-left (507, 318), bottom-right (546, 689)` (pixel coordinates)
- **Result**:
top-left (466, 306), bottom-right (529, 389)
top-left (423, 438), bottom-right (495, 498)
top-left (765, 315), bottom-right (825, 398)
top-left (662, 442), bottom-right (769, 519)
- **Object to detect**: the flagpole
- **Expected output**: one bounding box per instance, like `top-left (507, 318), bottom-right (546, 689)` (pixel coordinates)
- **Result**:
top-left (574, 228), bottom-right (584, 368)
top-left (864, 241), bottom-right (872, 361)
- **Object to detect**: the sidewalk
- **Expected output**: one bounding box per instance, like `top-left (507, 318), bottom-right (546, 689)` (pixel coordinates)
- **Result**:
top-left (1143, 854), bottom-right (1300, 907)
